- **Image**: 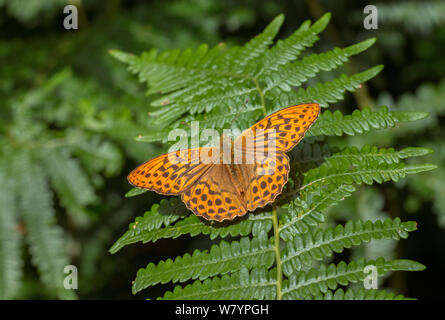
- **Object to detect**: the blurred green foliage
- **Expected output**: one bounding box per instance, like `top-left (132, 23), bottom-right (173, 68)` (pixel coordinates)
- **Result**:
top-left (0, 0), bottom-right (444, 299)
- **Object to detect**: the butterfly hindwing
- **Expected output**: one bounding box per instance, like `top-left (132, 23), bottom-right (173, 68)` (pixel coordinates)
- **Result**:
top-left (182, 165), bottom-right (247, 222)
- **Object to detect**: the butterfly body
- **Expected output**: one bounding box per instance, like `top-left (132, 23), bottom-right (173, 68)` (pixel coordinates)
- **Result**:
top-left (128, 103), bottom-right (320, 221)
top-left (227, 164), bottom-right (246, 197)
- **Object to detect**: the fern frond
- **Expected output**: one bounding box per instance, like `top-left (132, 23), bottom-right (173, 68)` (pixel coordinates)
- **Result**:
top-left (14, 151), bottom-right (75, 299)
top-left (280, 184), bottom-right (356, 240)
top-left (290, 145), bottom-right (432, 179)
top-left (286, 145), bottom-right (435, 244)
top-left (160, 267), bottom-right (276, 300)
top-left (194, 104), bottom-right (264, 130)
top-left (282, 258), bottom-right (425, 299)
top-left (308, 106), bottom-right (428, 137)
top-left (377, 79), bottom-right (445, 227)
top-left (262, 38), bottom-right (376, 94)
top-left (112, 13), bottom-right (382, 135)
top-left (109, 198), bottom-right (187, 253)
top-left (0, 165), bottom-right (22, 299)
top-left (282, 219), bottom-right (417, 274)
top-left (389, 78), bottom-right (445, 116)
top-left (325, 146), bottom-right (432, 166)
top-left (311, 288), bottom-right (413, 300)
top-left (111, 211), bottom-right (273, 253)
top-left (258, 13), bottom-right (331, 76)
top-left (132, 231), bottom-right (274, 294)
top-left (235, 14), bottom-right (284, 73)
top-left (42, 148), bottom-right (97, 224)
top-left (148, 74), bottom-right (255, 126)
top-left (270, 66), bottom-right (383, 109)
top-left (301, 160), bottom-right (436, 193)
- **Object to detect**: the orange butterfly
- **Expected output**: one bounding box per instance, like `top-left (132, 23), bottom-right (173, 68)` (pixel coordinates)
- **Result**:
top-left (128, 103), bottom-right (320, 222)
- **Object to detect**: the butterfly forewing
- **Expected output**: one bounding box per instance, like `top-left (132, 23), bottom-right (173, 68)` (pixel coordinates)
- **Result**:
top-left (235, 103), bottom-right (320, 154)
top-left (127, 147), bottom-right (214, 195)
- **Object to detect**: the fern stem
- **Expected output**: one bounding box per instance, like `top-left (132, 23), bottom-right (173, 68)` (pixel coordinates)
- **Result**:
top-left (271, 205), bottom-right (283, 300)
top-left (251, 77), bottom-right (267, 116)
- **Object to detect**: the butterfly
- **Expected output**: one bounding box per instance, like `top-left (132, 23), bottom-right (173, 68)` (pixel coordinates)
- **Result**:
top-left (128, 103), bottom-right (320, 222)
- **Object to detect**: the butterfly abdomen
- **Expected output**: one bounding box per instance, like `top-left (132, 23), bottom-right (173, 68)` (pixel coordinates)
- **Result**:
top-left (228, 164), bottom-right (246, 195)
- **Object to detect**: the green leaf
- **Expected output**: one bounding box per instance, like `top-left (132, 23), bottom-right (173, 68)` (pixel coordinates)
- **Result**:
top-left (110, 197), bottom-right (187, 254)
top-left (282, 258), bottom-right (423, 299)
top-left (132, 232), bottom-right (274, 294)
top-left (325, 146), bottom-right (433, 166)
top-left (109, 49), bottom-right (138, 65)
top-left (42, 148), bottom-right (97, 224)
top-left (111, 211), bottom-right (273, 253)
top-left (309, 106), bottom-right (428, 136)
top-left (160, 267), bottom-right (277, 300)
top-left (14, 151), bottom-right (75, 299)
top-left (235, 13), bottom-right (284, 72)
top-left (311, 288), bottom-right (414, 300)
top-left (0, 164), bottom-right (22, 299)
top-left (125, 187), bottom-right (148, 198)
top-left (263, 38), bottom-right (376, 94)
top-left (259, 13), bottom-right (331, 75)
top-left (301, 160), bottom-right (436, 193)
top-left (282, 219), bottom-right (417, 274)
top-left (271, 66), bottom-right (383, 109)
top-left (280, 184), bottom-right (356, 240)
